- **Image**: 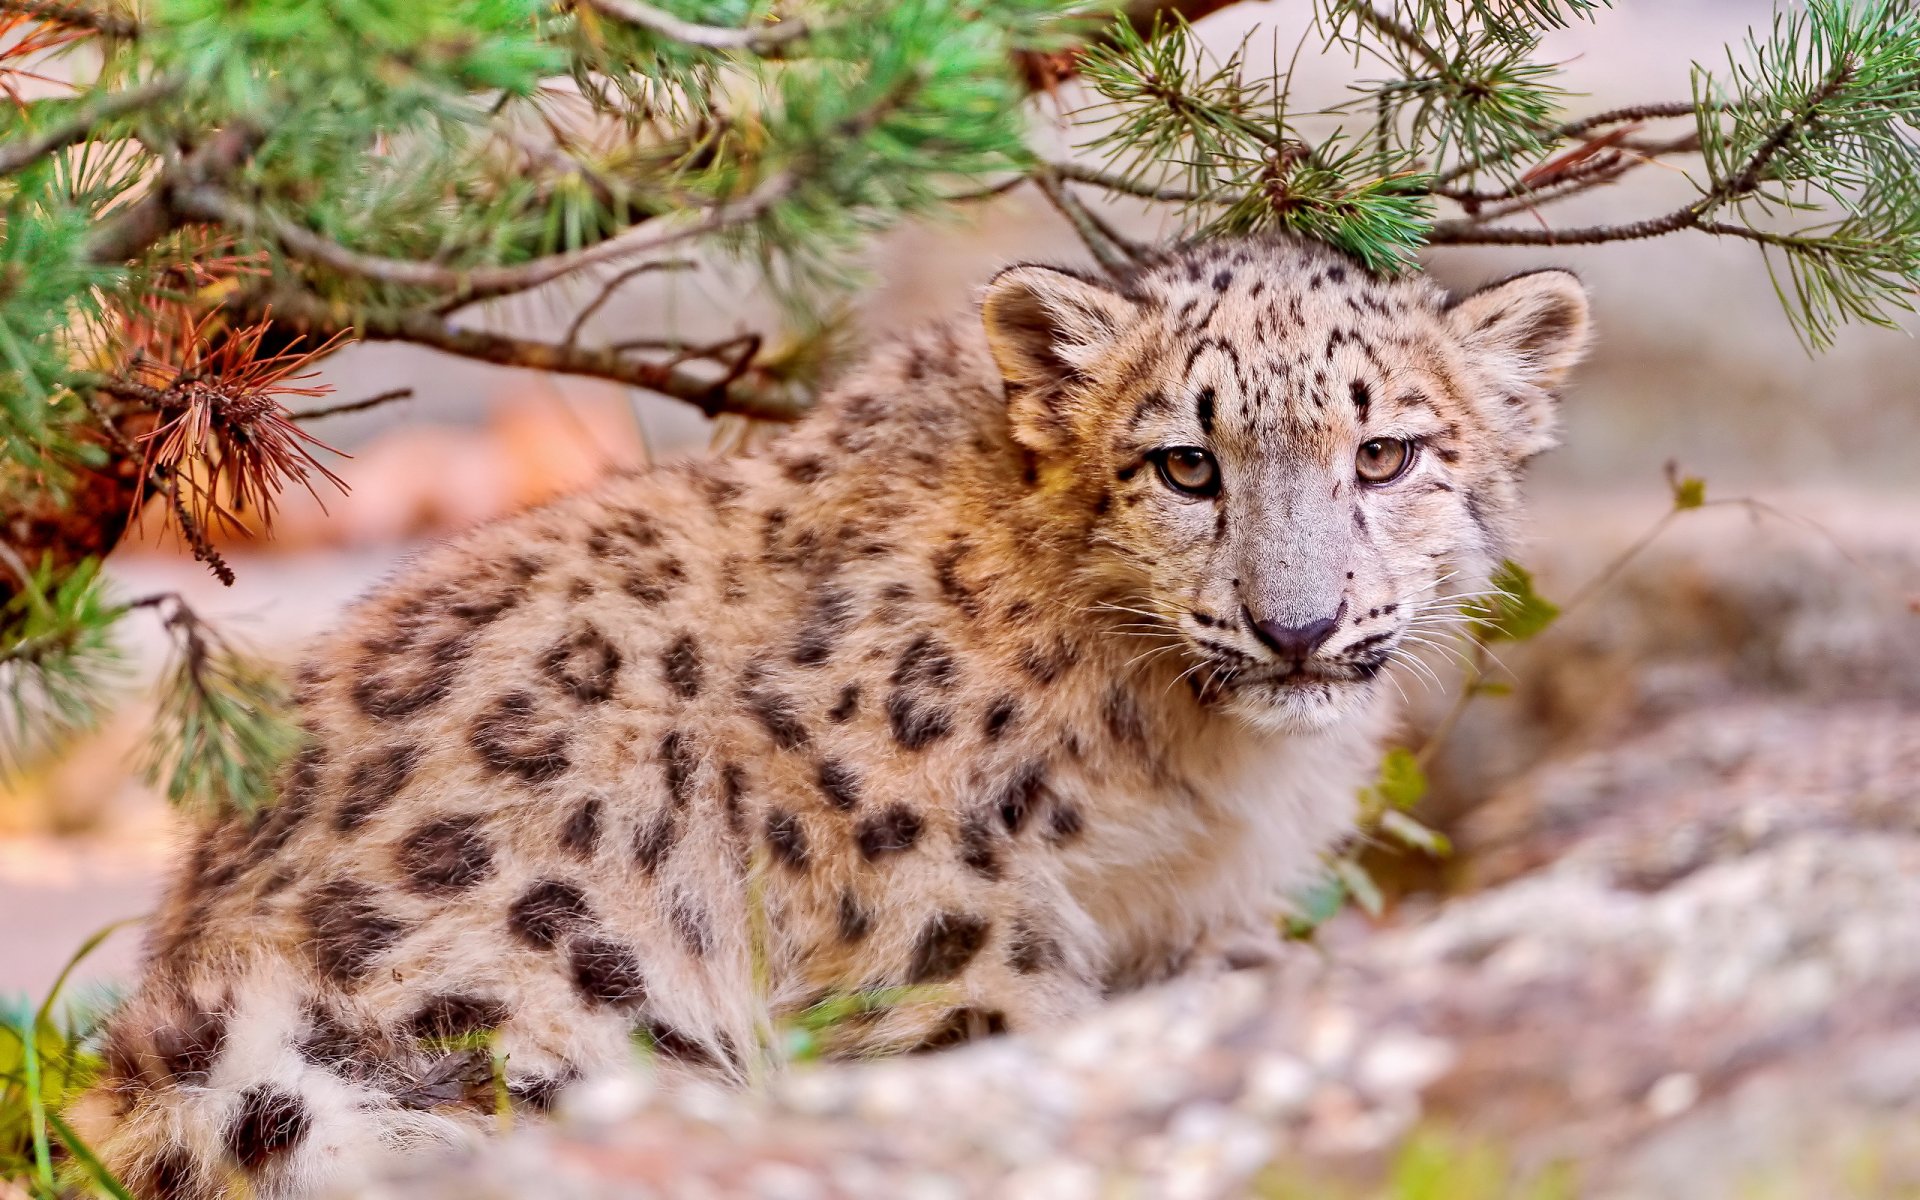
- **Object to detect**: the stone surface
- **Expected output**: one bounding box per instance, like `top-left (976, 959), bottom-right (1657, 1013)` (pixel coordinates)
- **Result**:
top-left (372, 697), bottom-right (1920, 1199)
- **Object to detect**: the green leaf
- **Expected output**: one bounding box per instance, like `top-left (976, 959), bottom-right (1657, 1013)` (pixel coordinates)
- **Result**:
top-left (1380, 809), bottom-right (1453, 857)
top-left (1467, 559), bottom-right (1561, 643)
top-left (1282, 871), bottom-right (1350, 940)
top-left (1375, 747), bottom-right (1428, 810)
top-left (1332, 857), bottom-right (1385, 918)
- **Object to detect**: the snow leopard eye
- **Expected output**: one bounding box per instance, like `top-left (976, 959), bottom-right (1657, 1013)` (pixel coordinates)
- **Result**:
top-left (1355, 437), bottom-right (1416, 485)
top-left (1152, 447), bottom-right (1220, 498)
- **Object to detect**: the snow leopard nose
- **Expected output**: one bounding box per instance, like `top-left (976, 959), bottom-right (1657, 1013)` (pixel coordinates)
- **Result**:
top-left (1245, 602), bottom-right (1345, 662)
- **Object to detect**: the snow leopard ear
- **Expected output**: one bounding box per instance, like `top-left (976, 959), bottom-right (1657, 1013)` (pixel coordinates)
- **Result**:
top-left (1448, 269), bottom-right (1591, 460)
top-left (981, 264), bottom-right (1138, 448)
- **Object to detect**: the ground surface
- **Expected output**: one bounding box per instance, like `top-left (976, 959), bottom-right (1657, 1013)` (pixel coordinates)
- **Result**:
top-left (345, 498), bottom-right (1920, 1198)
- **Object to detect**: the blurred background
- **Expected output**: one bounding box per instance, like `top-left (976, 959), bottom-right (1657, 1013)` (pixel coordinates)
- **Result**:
top-left (2, 0), bottom-right (1915, 1041)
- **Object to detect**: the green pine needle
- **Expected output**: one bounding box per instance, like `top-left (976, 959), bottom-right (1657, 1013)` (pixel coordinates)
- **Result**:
top-left (137, 607), bottom-right (300, 815)
top-left (0, 557), bottom-right (125, 778)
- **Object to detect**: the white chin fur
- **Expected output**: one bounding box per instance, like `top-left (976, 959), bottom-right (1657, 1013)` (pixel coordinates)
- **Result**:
top-left (1225, 677), bottom-right (1373, 734)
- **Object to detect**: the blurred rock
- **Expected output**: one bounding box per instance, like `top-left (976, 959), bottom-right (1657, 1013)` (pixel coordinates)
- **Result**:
top-left (375, 700), bottom-right (1920, 1199)
top-left (1414, 493), bottom-right (1920, 825)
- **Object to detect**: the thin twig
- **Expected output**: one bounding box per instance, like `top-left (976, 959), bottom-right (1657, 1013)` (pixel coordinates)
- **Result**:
top-left (172, 170), bottom-right (797, 300)
top-left (581, 0), bottom-right (806, 54)
top-left (1414, 642), bottom-right (1486, 772)
top-left (1347, 4), bottom-right (1451, 78)
top-left (1428, 209), bottom-right (1701, 245)
top-left (562, 259), bottom-right (694, 350)
top-left (940, 173), bottom-right (1032, 204)
top-left (294, 388), bottom-right (414, 423)
top-left (1430, 72), bottom-right (1845, 247)
top-left (84, 124), bottom-right (262, 264)
top-left (235, 289), bottom-right (806, 422)
top-left (1033, 167), bottom-right (1138, 278)
top-left (1432, 101), bottom-right (1713, 189)
top-left (1048, 160), bottom-right (1206, 203)
top-left (0, 79), bottom-right (175, 178)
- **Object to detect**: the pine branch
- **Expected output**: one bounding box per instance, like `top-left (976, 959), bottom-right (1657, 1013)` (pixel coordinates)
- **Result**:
top-left (134, 592), bottom-right (299, 814)
top-left (239, 289), bottom-right (807, 422)
top-left (1033, 166), bottom-right (1140, 277)
top-left (0, 550), bottom-right (123, 775)
top-left (0, 0), bottom-right (138, 38)
top-left (84, 125), bottom-right (262, 265)
top-left (171, 171), bottom-right (798, 300)
top-left (581, 0), bottom-right (807, 55)
top-left (1428, 208), bottom-right (1697, 245)
top-left (563, 259), bottom-right (695, 350)
top-left (1428, 101), bottom-right (1711, 188)
top-left (293, 387), bottom-right (414, 423)
top-left (1346, 4), bottom-right (1451, 78)
top-left (0, 80), bottom-right (176, 178)
top-left (1049, 159), bottom-right (1203, 202)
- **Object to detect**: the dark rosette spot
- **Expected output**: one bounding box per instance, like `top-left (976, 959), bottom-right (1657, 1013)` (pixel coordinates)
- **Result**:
top-left (996, 763), bottom-right (1048, 834)
top-left (790, 587), bottom-right (857, 666)
top-left (660, 731), bottom-right (697, 807)
top-left (398, 814), bottom-right (496, 894)
top-left (764, 809), bottom-right (809, 871)
top-left (224, 1086), bottom-right (311, 1170)
top-left (508, 1073), bottom-right (572, 1113)
top-left (133, 1149), bottom-right (200, 1200)
top-left (826, 683), bottom-right (861, 723)
top-left (890, 634), bottom-right (957, 691)
top-left (959, 811), bottom-right (1003, 879)
top-left (855, 804), bottom-right (923, 861)
top-left (568, 936), bottom-right (647, 1007)
top-left (560, 797), bottom-right (603, 859)
top-left (247, 743), bottom-right (322, 862)
top-left (907, 912), bottom-right (991, 983)
top-left (1008, 917), bottom-right (1064, 974)
top-left (746, 687), bottom-right (810, 750)
top-left (720, 763), bottom-right (747, 834)
top-left (670, 897), bottom-right (712, 957)
top-left (151, 1004), bottom-right (227, 1086)
top-left (541, 624), bottom-right (623, 705)
top-left (507, 880), bottom-right (593, 950)
top-left (407, 994), bottom-right (507, 1042)
top-left (640, 1021), bottom-right (726, 1069)
top-left (632, 807), bottom-right (680, 873)
top-left (782, 454), bottom-right (829, 484)
top-left (1102, 686), bottom-right (1148, 746)
top-left (469, 691), bottom-right (571, 784)
top-left (886, 692), bottom-right (953, 751)
top-left (335, 743), bottom-right (421, 832)
top-left (815, 758), bottom-right (861, 811)
top-left (837, 889), bottom-right (872, 942)
top-left (297, 1004), bottom-right (387, 1082)
top-left (351, 580), bottom-right (520, 721)
top-left (983, 697), bottom-right (1018, 740)
top-left (932, 539), bottom-right (980, 619)
top-left (304, 879), bottom-right (405, 985)
top-left (918, 1006), bottom-right (1007, 1051)
top-left (661, 634), bottom-right (703, 699)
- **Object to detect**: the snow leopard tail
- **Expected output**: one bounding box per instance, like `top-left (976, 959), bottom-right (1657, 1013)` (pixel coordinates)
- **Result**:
top-left (65, 956), bottom-right (490, 1200)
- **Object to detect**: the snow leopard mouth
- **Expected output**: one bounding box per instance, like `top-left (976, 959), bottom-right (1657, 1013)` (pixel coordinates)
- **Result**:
top-left (1212, 651), bottom-right (1389, 690)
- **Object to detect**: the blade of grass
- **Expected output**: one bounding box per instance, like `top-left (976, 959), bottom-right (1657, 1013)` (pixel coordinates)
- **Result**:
top-left (46, 1110), bottom-right (137, 1200)
top-left (20, 1010), bottom-right (51, 1193)
top-left (32, 915), bottom-right (144, 1034)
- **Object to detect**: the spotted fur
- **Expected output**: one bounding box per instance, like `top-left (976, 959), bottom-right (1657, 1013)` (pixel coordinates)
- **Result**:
top-left (72, 236), bottom-right (1588, 1197)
